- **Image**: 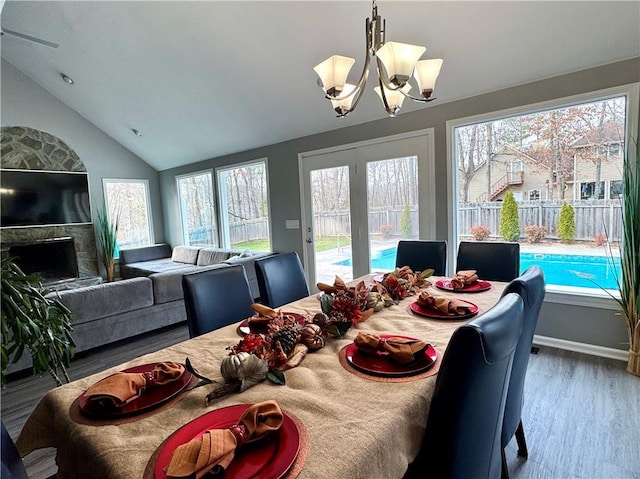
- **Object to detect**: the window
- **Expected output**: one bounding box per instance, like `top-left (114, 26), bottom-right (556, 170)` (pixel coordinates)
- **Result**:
top-left (580, 181), bottom-right (605, 200)
top-left (217, 159), bottom-right (271, 252)
top-left (177, 171), bottom-right (218, 246)
top-left (610, 180), bottom-right (623, 200)
top-left (103, 179), bottom-right (153, 253)
top-left (449, 84), bottom-right (638, 295)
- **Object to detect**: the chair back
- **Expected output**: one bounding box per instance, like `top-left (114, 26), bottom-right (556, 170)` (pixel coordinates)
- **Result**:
top-left (182, 265), bottom-right (254, 338)
top-left (456, 241), bottom-right (520, 282)
top-left (501, 265), bottom-right (545, 447)
top-left (395, 240), bottom-right (447, 276)
top-left (2, 421), bottom-right (29, 479)
top-left (411, 293), bottom-right (524, 479)
top-left (255, 252), bottom-right (309, 308)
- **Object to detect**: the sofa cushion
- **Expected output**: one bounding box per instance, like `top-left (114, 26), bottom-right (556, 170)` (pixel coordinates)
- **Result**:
top-left (223, 252), bottom-right (274, 299)
top-left (50, 278), bottom-right (154, 325)
top-left (121, 258), bottom-right (193, 278)
top-left (120, 244), bottom-right (172, 265)
top-left (196, 247), bottom-right (238, 266)
top-left (171, 245), bottom-right (201, 264)
top-left (149, 266), bottom-right (201, 304)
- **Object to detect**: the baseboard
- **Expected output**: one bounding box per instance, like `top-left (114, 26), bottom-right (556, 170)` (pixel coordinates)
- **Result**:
top-left (533, 335), bottom-right (628, 362)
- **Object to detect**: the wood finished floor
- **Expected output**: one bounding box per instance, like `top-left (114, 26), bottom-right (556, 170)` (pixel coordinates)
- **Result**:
top-left (1, 323), bottom-right (639, 479)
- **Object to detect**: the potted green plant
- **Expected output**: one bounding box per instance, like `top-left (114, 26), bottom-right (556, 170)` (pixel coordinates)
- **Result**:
top-left (1, 254), bottom-right (75, 386)
top-left (97, 205), bottom-right (119, 282)
top-left (618, 142), bottom-right (640, 376)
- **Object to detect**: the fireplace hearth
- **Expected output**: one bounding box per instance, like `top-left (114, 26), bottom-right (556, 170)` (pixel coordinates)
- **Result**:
top-left (7, 237), bottom-right (79, 282)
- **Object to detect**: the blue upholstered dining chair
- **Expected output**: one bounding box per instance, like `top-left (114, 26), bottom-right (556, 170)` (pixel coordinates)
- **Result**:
top-left (2, 421), bottom-right (29, 479)
top-left (182, 264), bottom-right (255, 338)
top-left (500, 266), bottom-right (545, 479)
top-left (395, 240), bottom-right (447, 276)
top-left (405, 293), bottom-right (524, 479)
top-left (254, 252), bottom-right (309, 308)
top-left (456, 241), bottom-right (521, 282)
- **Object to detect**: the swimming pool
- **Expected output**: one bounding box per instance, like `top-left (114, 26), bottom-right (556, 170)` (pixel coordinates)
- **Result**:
top-left (334, 247), bottom-right (622, 290)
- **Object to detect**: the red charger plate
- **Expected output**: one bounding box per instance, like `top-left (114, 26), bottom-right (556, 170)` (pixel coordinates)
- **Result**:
top-left (435, 279), bottom-right (492, 293)
top-left (154, 404), bottom-right (300, 479)
top-left (410, 300), bottom-right (479, 320)
top-left (77, 363), bottom-right (193, 418)
top-left (345, 335), bottom-right (437, 377)
top-left (237, 312), bottom-right (306, 336)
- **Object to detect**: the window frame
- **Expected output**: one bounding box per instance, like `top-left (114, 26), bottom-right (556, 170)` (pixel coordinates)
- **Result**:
top-left (446, 82), bottom-right (639, 304)
top-left (102, 178), bottom-right (154, 251)
top-left (176, 169), bottom-right (218, 247)
top-left (215, 157), bottom-right (272, 251)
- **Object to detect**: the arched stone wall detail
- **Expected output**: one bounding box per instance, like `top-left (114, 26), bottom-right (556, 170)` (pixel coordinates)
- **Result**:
top-left (1, 126), bottom-right (86, 172)
top-left (1, 126), bottom-right (99, 279)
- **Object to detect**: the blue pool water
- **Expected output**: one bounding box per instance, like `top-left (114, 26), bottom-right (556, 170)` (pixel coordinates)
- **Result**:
top-left (334, 247), bottom-right (622, 290)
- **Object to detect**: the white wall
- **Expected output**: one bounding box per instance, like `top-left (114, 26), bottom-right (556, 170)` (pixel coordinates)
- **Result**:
top-left (1, 59), bottom-right (165, 244)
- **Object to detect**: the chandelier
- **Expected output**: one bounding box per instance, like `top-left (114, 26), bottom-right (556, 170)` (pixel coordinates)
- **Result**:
top-left (313, 0), bottom-right (443, 118)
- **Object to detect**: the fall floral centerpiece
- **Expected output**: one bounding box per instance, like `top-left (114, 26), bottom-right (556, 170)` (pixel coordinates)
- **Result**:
top-left (202, 266), bottom-right (434, 403)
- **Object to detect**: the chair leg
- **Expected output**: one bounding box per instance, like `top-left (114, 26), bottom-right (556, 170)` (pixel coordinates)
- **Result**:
top-left (501, 448), bottom-right (510, 479)
top-left (515, 420), bottom-right (529, 458)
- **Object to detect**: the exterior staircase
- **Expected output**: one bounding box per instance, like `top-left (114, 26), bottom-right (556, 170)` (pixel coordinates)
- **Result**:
top-left (476, 171), bottom-right (524, 202)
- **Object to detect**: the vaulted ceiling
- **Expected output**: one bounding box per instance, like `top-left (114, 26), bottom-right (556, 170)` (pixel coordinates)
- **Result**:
top-left (1, 1), bottom-right (639, 171)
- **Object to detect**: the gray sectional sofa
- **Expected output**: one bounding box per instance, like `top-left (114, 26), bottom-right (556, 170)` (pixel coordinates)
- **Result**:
top-left (6, 244), bottom-right (273, 376)
top-left (120, 244), bottom-right (272, 300)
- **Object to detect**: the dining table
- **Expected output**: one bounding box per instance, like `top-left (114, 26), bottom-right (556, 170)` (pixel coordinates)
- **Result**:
top-left (16, 274), bottom-right (507, 479)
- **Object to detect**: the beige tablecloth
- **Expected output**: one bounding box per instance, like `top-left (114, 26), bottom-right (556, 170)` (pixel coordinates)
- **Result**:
top-left (17, 277), bottom-right (506, 479)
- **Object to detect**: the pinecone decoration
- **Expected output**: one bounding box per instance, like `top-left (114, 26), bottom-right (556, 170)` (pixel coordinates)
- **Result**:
top-left (270, 325), bottom-right (300, 357)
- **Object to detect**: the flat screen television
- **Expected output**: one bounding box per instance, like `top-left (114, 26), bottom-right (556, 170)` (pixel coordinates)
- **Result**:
top-left (0, 169), bottom-right (91, 228)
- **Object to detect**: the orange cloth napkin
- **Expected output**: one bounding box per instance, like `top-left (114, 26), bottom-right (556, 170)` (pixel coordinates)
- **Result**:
top-left (82, 362), bottom-right (185, 408)
top-left (353, 332), bottom-right (428, 364)
top-left (416, 291), bottom-right (473, 315)
top-left (165, 400), bottom-right (284, 479)
top-left (451, 270), bottom-right (479, 290)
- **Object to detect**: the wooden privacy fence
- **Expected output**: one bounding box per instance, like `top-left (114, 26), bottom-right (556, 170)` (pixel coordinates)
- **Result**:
top-left (229, 218), bottom-right (269, 244)
top-left (220, 200), bottom-right (620, 245)
top-left (459, 199), bottom-right (622, 241)
top-left (313, 207), bottom-right (419, 238)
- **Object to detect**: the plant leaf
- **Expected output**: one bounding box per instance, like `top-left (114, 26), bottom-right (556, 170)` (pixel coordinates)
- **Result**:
top-left (327, 320), bottom-right (352, 338)
top-left (420, 269), bottom-right (435, 279)
top-left (266, 369), bottom-right (286, 385)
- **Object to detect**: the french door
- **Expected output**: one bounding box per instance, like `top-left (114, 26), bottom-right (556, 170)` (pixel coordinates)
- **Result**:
top-left (300, 131), bottom-right (435, 289)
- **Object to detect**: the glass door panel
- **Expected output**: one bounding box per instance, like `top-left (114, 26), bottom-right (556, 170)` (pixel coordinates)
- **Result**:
top-left (366, 156), bottom-right (419, 272)
top-left (301, 131), bottom-right (435, 290)
top-left (309, 166), bottom-right (354, 284)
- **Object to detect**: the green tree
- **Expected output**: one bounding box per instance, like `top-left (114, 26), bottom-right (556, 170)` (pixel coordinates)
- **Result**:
top-left (557, 201), bottom-right (576, 243)
top-left (499, 191), bottom-right (520, 241)
top-left (399, 204), bottom-right (413, 238)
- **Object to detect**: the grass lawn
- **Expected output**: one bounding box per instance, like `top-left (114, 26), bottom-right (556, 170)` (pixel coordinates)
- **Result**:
top-left (232, 236), bottom-right (350, 253)
top-left (232, 240), bottom-right (271, 252)
top-left (314, 236), bottom-right (351, 252)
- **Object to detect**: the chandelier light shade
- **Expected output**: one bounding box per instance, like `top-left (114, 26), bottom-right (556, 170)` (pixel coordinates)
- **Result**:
top-left (376, 42), bottom-right (426, 87)
top-left (313, 55), bottom-right (356, 97)
top-left (374, 83), bottom-right (411, 117)
top-left (330, 83), bottom-right (359, 117)
top-left (414, 58), bottom-right (444, 100)
top-left (313, 0), bottom-right (443, 118)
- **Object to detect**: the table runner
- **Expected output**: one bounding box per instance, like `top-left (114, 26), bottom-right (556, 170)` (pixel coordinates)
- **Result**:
top-left (17, 277), bottom-right (506, 479)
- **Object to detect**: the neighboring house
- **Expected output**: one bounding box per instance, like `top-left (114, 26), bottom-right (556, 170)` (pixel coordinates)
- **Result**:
top-left (467, 144), bottom-right (555, 202)
top-left (569, 123), bottom-right (624, 200)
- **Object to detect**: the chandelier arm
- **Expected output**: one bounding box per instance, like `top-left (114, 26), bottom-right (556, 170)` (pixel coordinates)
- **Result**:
top-left (395, 83), bottom-right (437, 103)
top-left (326, 16), bottom-right (374, 102)
top-left (375, 60), bottom-right (394, 115)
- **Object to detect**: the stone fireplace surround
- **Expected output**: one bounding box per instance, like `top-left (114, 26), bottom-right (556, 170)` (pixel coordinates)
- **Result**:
top-left (1, 126), bottom-right (100, 280)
